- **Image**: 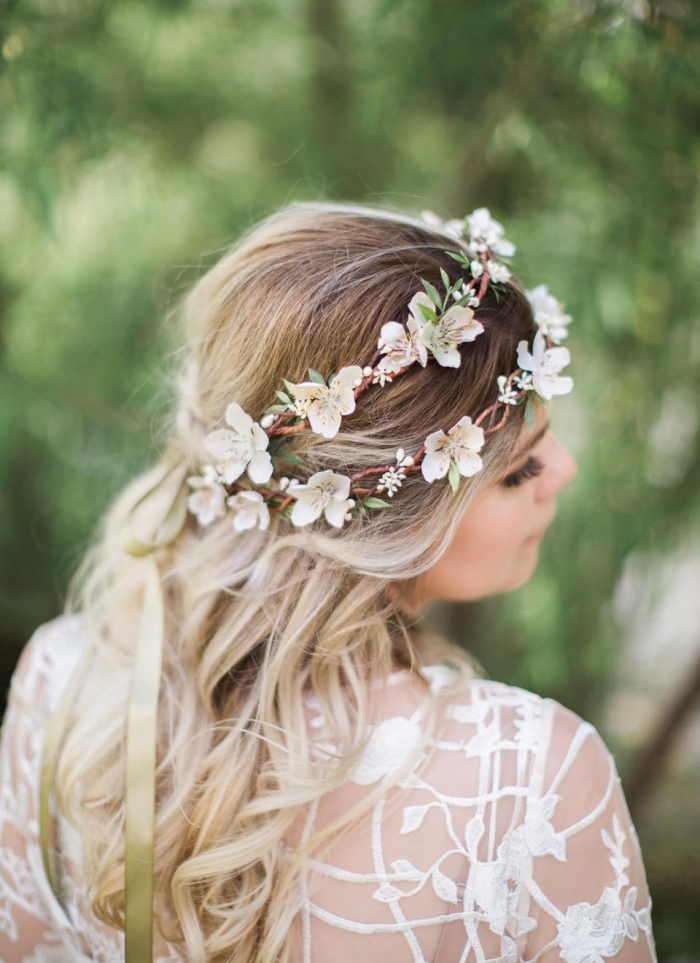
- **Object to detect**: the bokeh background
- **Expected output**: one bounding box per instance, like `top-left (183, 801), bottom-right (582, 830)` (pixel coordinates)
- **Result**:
top-left (1, 0), bottom-right (699, 956)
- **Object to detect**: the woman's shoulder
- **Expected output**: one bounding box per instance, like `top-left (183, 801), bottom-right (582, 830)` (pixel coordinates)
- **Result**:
top-left (8, 612), bottom-right (88, 723)
top-left (300, 668), bottom-right (655, 963)
top-left (364, 664), bottom-right (616, 798)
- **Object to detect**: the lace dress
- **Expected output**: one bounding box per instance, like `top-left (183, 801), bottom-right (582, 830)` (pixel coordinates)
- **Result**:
top-left (0, 615), bottom-right (657, 963)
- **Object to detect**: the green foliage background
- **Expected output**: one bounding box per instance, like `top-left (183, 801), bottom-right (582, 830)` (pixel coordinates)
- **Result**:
top-left (1, 0), bottom-right (699, 955)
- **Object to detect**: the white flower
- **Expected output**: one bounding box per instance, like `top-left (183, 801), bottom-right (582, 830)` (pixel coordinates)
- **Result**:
top-left (289, 396), bottom-right (313, 418)
top-left (497, 375), bottom-right (519, 406)
top-left (470, 260), bottom-right (484, 279)
top-left (557, 888), bottom-right (627, 963)
top-left (377, 293), bottom-right (430, 373)
top-left (204, 402), bottom-right (274, 485)
top-left (516, 329), bottom-right (573, 400)
top-left (351, 716), bottom-right (422, 785)
top-left (453, 282), bottom-right (480, 308)
top-left (421, 416), bottom-right (485, 482)
top-left (372, 369), bottom-right (394, 386)
top-left (420, 210), bottom-right (464, 239)
top-left (376, 466), bottom-right (406, 497)
top-left (443, 219), bottom-right (465, 238)
top-left (467, 207), bottom-right (516, 257)
top-left (514, 371), bottom-right (534, 392)
top-left (487, 259), bottom-right (511, 283)
top-left (289, 366), bottom-right (363, 439)
top-left (186, 465), bottom-right (227, 526)
top-left (420, 302), bottom-right (485, 368)
top-left (526, 283), bottom-right (572, 343)
top-left (289, 469), bottom-right (354, 527)
top-left (226, 490), bottom-right (270, 531)
top-left (522, 794), bottom-right (567, 861)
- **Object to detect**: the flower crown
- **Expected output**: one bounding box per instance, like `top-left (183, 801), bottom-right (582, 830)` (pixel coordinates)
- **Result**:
top-left (186, 209), bottom-right (573, 533)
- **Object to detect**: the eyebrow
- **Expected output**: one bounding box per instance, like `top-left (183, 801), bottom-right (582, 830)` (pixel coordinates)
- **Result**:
top-left (513, 419), bottom-right (550, 461)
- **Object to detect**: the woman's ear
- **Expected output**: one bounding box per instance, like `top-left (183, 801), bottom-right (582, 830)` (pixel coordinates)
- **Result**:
top-left (386, 579), bottom-right (425, 617)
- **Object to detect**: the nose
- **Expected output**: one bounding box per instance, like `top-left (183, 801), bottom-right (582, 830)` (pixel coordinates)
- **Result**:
top-left (537, 433), bottom-right (577, 500)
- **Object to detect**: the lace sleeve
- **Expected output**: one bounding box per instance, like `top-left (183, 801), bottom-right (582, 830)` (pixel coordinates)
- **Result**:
top-left (0, 625), bottom-right (71, 961)
top-left (0, 620), bottom-right (102, 962)
top-left (522, 701), bottom-right (656, 962)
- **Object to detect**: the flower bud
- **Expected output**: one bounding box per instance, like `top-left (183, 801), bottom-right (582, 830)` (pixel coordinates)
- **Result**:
top-left (260, 414), bottom-right (276, 429)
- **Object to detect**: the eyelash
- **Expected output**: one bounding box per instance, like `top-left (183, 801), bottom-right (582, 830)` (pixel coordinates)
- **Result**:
top-left (502, 455), bottom-right (545, 488)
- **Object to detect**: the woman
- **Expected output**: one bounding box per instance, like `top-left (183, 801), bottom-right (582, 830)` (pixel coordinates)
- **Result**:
top-left (0, 202), bottom-right (656, 962)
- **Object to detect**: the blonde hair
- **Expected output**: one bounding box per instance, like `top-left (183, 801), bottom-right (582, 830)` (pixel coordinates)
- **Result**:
top-left (55, 202), bottom-right (537, 961)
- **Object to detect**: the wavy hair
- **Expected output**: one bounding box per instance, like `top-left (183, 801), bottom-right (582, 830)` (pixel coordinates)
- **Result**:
top-left (55, 202), bottom-right (537, 961)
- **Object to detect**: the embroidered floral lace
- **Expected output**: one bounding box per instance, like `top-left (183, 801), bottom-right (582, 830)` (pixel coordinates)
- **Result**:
top-left (0, 616), bottom-right (656, 962)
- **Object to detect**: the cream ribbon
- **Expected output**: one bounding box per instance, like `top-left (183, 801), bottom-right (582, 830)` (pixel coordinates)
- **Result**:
top-left (40, 449), bottom-right (191, 963)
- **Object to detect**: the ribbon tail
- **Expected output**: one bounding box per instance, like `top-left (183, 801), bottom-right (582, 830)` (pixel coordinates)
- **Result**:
top-left (125, 553), bottom-right (164, 963)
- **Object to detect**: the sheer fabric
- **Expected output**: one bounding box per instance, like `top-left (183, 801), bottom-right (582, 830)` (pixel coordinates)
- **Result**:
top-left (0, 616), bottom-right (656, 962)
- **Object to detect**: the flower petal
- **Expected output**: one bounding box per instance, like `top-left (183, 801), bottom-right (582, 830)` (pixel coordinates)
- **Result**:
top-left (424, 429), bottom-right (449, 453)
top-left (421, 445), bottom-right (451, 482)
top-left (516, 341), bottom-right (535, 372)
top-left (452, 418), bottom-right (485, 451)
top-left (408, 291), bottom-right (434, 327)
top-left (203, 428), bottom-right (238, 462)
top-left (306, 469), bottom-right (336, 488)
top-left (290, 492), bottom-right (322, 526)
top-left (329, 473), bottom-right (351, 500)
top-left (247, 449), bottom-right (274, 483)
top-left (332, 365), bottom-right (364, 391)
top-left (546, 375), bottom-right (573, 397)
top-left (290, 382), bottom-right (326, 403)
top-left (545, 346), bottom-right (571, 371)
top-left (454, 449), bottom-right (483, 477)
top-left (324, 499), bottom-right (349, 528)
top-left (307, 403), bottom-right (343, 439)
top-left (378, 355), bottom-right (405, 374)
top-left (494, 238), bottom-right (516, 257)
top-left (441, 303), bottom-right (477, 331)
top-left (224, 402), bottom-right (254, 434)
top-left (380, 321), bottom-right (407, 345)
top-left (428, 340), bottom-right (462, 368)
top-left (250, 422), bottom-right (270, 451)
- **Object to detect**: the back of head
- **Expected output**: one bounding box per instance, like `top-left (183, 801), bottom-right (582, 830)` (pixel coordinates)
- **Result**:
top-left (57, 201), bottom-right (537, 961)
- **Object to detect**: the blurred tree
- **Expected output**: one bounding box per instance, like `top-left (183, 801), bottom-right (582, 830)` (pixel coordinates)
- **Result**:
top-left (1, 0), bottom-right (699, 953)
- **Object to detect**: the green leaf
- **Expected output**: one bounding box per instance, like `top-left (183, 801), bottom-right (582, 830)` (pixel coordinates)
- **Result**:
top-left (418, 303), bottom-right (438, 324)
top-left (364, 496), bottom-right (391, 509)
top-left (421, 279), bottom-right (443, 309)
top-left (532, 392), bottom-right (547, 407)
top-left (525, 396), bottom-right (536, 429)
top-left (264, 404), bottom-right (289, 413)
top-left (276, 451), bottom-right (304, 464)
top-left (446, 251), bottom-right (470, 268)
top-left (448, 459), bottom-right (461, 493)
top-left (283, 379), bottom-right (297, 395)
top-left (307, 368), bottom-right (326, 385)
top-left (276, 390), bottom-right (292, 404)
top-left (439, 267), bottom-right (451, 292)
